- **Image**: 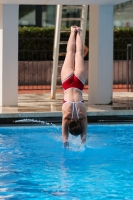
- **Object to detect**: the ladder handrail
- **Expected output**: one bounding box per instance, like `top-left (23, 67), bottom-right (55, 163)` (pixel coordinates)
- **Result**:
top-left (51, 5), bottom-right (62, 99)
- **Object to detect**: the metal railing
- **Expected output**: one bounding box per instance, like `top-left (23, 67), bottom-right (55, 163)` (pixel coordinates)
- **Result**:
top-left (127, 43), bottom-right (133, 91)
top-left (18, 38), bottom-right (133, 91)
top-left (113, 38), bottom-right (133, 91)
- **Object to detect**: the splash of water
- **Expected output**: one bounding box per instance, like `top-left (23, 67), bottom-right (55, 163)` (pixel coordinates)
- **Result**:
top-left (14, 119), bottom-right (86, 151)
top-left (15, 118), bottom-right (56, 126)
top-left (67, 135), bottom-right (86, 152)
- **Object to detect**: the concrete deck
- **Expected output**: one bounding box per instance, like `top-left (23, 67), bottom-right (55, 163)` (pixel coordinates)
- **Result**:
top-left (0, 92), bottom-right (133, 123)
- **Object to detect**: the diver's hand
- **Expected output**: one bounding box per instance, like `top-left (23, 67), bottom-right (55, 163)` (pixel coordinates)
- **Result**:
top-left (63, 141), bottom-right (69, 148)
top-left (81, 137), bottom-right (86, 145)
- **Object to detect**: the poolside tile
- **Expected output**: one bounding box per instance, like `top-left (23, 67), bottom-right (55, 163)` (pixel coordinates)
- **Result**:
top-left (0, 92), bottom-right (133, 121)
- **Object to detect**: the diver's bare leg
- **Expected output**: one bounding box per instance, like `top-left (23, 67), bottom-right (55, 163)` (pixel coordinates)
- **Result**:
top-left (75, 29), bottom-right (86, 83)
top-left (61, 27), bottom-right (76, 82)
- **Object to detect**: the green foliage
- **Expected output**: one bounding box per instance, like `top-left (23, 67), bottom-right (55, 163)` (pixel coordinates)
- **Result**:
top-left (19, 27), bottom-right (55, 61)
top-left (19, 27), bottom-right (133, 61)
top-left (114, 28), bottom-right (133, 49)
top-left (114, 28), bottom-right (133, 59)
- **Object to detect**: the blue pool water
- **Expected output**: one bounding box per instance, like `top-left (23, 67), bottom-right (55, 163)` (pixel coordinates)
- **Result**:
top-left (0, 124), bottom-right (133, 200)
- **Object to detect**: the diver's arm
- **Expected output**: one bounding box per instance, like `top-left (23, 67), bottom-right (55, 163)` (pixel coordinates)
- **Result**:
top-left (81, 116), bottom-right (87, 144)
top-left (62, 117), bottom-right (69, 147)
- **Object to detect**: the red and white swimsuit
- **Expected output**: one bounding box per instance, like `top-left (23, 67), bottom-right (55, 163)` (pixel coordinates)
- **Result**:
top-left (62, 74), bottom-right (84, 91)
top-left (62, 74), bottom-right (85, 119)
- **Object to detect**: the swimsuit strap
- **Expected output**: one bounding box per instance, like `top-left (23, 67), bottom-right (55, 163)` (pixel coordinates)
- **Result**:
top-left (72, 102), bottom-right (79, 119)
top-left (63, 99), bottom-right (84, 104)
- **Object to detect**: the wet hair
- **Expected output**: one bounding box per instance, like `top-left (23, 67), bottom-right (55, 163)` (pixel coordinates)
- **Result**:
top-left (67, 119), bottom-right (83, 136)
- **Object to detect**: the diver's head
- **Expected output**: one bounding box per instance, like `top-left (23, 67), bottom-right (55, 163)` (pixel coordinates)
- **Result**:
top-left (67, 119), bottom-right (83, 136)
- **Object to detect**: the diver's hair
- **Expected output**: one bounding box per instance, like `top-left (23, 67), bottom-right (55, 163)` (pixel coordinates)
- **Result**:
top-left (67, 119), bottom-right (83, 136)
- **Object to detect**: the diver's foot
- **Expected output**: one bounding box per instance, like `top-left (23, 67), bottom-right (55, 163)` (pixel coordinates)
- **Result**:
top-left (71, 26), bottom-right (77, 32)
top-left (76, 27), bottom-right (82, 34)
